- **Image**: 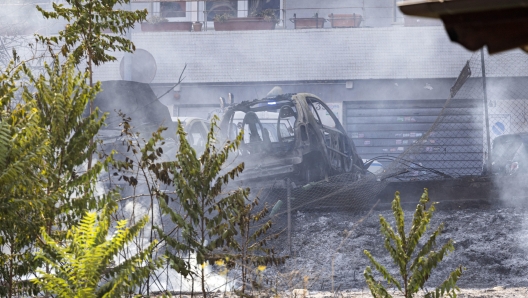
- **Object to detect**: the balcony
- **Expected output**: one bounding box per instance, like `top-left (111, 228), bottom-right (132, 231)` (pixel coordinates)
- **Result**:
top-left (0, 0), bottom-right (441, 37)
top-left (129, 0), bottom-right (439, 32)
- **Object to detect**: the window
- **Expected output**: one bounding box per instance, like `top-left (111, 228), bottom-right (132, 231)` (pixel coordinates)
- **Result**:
top-left (308, 102), bottom-right (322, 124)
top-left (242, 122), bottom-right (264, 144)
top-left (161, 1), bottom-right (186, 18)
top-left (206, 0), bottom-right (237, 21)
top-left (309, 99), bottom-right (337, 128)
top-left (248, 0), bottom-right (280, 17)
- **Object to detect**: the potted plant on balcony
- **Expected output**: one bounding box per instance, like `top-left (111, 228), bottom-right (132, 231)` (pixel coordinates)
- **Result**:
top-left (141, 15), bottom-right (193, 32)
top-left (193, 22), bottom-right (203, 32)
top-left (213, 9), bottom-right (277, 31)
top-left (290, 13), bottom-right (326, 29)
top-left (328, 13), bottom-right (362, 28)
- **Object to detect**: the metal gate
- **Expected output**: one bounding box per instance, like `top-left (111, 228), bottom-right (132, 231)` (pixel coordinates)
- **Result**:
top-left (344, 99), bottom-right (484, 178)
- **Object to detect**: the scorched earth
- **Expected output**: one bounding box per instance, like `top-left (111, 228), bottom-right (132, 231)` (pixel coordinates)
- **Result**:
top-left (263, 197), bottom-right (528, 297)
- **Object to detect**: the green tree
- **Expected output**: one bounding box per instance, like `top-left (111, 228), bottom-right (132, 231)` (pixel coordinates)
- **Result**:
top-left (106, 113), bottom-right (251, 295)
top-left (157, 117), bottom-right (248, 297)
top-left (33, 202), bottom-right (163, 298)
top-left (0, 62), bottom-right (50, 298)
top-left (36, 0), bottom-right (147, 169)
top-left (36, 0), bottom-right (147, 87)
top-left (364, 189), bottom-right (463, 298)
top-left (0, 57), bottom-right (110, 297)
top-left (212, 198), bottom-right (286, 295)
top-left (24, 57), bottom-right (112, 244)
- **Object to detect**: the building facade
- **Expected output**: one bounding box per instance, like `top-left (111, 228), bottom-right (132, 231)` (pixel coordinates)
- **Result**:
top-left (12, 0), bottom-right (524, 174)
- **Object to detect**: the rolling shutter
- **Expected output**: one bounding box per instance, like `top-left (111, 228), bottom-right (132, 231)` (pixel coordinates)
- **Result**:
top-left (344, 99), bottom-right (484, 177)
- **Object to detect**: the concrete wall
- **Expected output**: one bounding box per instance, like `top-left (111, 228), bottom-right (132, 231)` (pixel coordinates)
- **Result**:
top-left (155, 77), bottom-right (457, 119)
top-left (93, 27), bottom-right (474, 84)
top-left (157, 75), bottom-right (528, 120)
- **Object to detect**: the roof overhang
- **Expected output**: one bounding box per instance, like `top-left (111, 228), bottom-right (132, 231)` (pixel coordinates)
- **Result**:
top-left (398, 0), bottom-right (528, 54)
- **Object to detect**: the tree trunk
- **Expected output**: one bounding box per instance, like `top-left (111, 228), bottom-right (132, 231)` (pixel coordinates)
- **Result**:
top-left (87, 54), bottom-right (94, 170)
top-left (201, 198), bottom-right (207, 298)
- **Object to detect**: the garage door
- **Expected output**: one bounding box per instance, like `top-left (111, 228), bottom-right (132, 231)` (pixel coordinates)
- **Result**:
top-left (344, 99), bottom-right (484, 177)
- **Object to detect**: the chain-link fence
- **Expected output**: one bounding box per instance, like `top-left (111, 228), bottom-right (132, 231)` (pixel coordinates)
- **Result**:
top-left (96, 49), bottom-right (528, 294)
top-left (378, 50), bottom-right (528, 181)
top-left (228, 49), bottom-right (528, 293)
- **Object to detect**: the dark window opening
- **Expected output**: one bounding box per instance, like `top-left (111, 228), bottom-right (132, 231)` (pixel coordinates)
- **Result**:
top-left (206, 0), bottom-right (237, 21)
top-left (248, 0), bottom-right (280, 17)
top-left (161, 1), bottom-right (186, 18)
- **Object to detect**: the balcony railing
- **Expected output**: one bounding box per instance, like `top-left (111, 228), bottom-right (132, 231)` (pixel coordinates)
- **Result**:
top-left (133, 0), bottom-right (410, 31)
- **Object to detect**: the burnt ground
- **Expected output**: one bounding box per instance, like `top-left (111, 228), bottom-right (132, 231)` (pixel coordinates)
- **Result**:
top-left (258, 177), bottom-right (528, 297)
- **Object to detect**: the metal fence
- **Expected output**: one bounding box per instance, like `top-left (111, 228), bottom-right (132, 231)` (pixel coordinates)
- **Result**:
top-left (98, 49), bottom-right (528, 294)
top-left (235, 48), bottom-right (528, 293)
top-left (355, 51), bottom-right (528, 181)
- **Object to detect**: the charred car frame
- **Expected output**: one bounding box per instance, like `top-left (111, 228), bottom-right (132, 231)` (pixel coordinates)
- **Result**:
top-left (219, 93), bottom-right (364, 186)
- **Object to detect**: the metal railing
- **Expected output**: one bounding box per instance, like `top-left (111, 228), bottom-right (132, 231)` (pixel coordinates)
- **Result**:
top-left (137, 1), bottom-right (406, 31)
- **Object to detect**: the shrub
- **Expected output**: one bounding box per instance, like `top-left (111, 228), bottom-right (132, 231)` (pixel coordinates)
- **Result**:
top-left (157, 116), bottom-right (248, 297)
top-left (252, 9), bottom-right (279, 22)
top-left (33, 202), bottom-right (163, 298)
top-left (213, 13), bottom-right (233, 22)
top-left (209, 197), bottom-right (286, 295)
top-left (0, 57), bottom-right (109, 297)
top-left (364, 189), bottom-right (463, 298)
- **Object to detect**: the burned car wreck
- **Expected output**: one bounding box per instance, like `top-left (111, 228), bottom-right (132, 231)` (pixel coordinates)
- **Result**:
top-left (219, 93), bottom-right (364, 186)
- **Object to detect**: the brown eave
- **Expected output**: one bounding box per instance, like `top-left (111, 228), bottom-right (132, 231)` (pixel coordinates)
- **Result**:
top-left (398, 0), bottom-right (528, 18)
top-left (398, 0), bottom-right (528, 53)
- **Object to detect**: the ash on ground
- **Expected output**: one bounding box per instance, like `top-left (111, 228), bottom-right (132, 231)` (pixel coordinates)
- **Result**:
top-left (266, 204), bottom-right (528, 292)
